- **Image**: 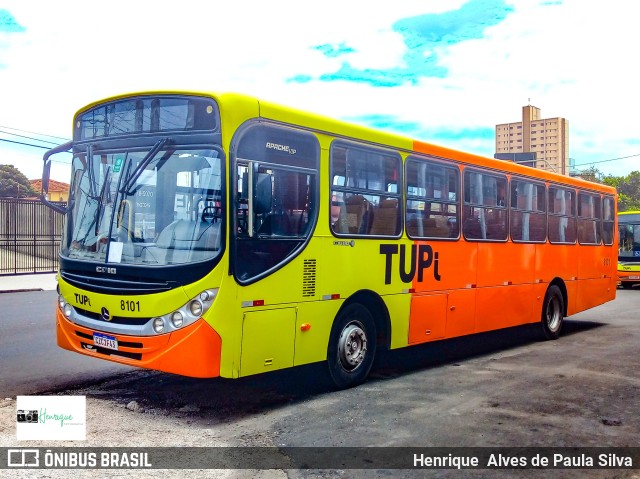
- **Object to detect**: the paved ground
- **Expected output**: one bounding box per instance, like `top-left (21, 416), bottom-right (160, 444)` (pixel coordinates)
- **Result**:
top-left (1, 286), bottom-right (639, 478)
top-left (0, 272), bottom-right (57, 293)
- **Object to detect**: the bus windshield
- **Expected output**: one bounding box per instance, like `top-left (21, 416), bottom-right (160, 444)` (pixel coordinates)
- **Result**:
top-left (63, 145), bottom-right (223, 266)
top-left (619, 213), bottom-right (640, 261)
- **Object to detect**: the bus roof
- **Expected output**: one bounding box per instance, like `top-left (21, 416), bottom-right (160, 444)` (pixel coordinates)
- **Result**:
top-left (74, 90), bottom-right (616, 196)
top-left (619, 212), bottom-right (640, 223)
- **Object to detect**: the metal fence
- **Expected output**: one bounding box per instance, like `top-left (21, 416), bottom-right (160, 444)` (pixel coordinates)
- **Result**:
top-left (0, 198), bottom-right (65, 275)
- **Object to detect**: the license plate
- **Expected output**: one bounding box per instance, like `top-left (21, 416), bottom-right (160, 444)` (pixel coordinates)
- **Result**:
top-left (93, 332), bottom-right (118, 351)
top-left (628, 275), bottom-right (640, 280)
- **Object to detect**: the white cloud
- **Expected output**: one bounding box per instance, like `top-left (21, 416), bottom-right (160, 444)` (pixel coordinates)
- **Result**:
top-left (0, 0), bottom-right (639, 181)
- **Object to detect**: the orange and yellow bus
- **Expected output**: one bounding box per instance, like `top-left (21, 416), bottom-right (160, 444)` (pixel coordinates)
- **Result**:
top-left (618, 211), bottom-right (640, 289)
top-left (41, 92), bottom-right (618, 388)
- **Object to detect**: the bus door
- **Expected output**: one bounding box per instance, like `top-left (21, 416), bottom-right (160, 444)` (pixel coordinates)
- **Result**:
top-left (231, 122), bottom-right (320, 376)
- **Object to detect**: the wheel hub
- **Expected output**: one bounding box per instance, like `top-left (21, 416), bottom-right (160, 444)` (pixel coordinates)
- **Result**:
top-left (547, 296), bottom-right (561, 331)
top-left (338, 323), bottom-right (367, 371)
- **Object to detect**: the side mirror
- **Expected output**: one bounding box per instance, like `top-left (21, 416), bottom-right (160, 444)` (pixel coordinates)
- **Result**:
top-left (41, 141), bottom-right (73, 214)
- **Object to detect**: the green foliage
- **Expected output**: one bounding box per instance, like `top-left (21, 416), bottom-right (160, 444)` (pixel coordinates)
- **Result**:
top-left (0, 164), bottom-right (37, 198)
top-left (577, 166), bottom-right (603, 183)
top-left (605, 170), bottom-right (640, 212)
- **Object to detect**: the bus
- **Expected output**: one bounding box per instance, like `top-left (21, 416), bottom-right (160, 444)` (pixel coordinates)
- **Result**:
top-left (40, 92), bottom-right (618, 389)
top-left (618, 211), bottom-right (640, 289)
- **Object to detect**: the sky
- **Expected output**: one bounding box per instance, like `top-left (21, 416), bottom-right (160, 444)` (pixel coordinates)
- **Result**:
top-left (1, 0), bottom-right (638, 184)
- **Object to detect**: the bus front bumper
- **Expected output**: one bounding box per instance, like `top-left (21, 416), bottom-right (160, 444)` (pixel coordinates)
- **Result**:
top-left (56, 308), bottom-right (222, 378)
top-left (618, 270), bottom-right (640, 285)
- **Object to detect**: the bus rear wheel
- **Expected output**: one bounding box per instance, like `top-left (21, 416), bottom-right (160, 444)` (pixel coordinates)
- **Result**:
top-left (327, 303), bottom-right (377, 389)
top-left (541, 285), bottom-right (564, 340)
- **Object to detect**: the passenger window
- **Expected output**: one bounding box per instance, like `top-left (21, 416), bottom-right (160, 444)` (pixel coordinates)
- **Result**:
top-left (602, 196), bottom-right (615, 246)
top-left (510, 179), bottom-right (546, 242)
top-left (330, 143), bottom-right (401, 236)
top-left (577, 192), bottom-right (601, 245)
top-left (405, 157), bottom-right (459, 239)
top-left (548, 187), bottom-right (576, 244)
top-left (463, 170), bottom-right (507, 241)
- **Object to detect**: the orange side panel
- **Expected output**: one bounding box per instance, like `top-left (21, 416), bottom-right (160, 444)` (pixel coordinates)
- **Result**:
top-left (408, 294), bottom-right (447, 344)
top-left (56, 309), bottom-right (222, 378)
top-left (475, 284), bottom-right (534, 333)
top-left (445, 289), bottom-right (476, 338)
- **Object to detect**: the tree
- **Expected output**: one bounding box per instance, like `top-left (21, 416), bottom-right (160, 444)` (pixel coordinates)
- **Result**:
top-left (0, 164), bottom-right (38, 198)
top-left (604, 171), bottom-right (640, 212)
top-left (576, 166), bottom-right (603, 183)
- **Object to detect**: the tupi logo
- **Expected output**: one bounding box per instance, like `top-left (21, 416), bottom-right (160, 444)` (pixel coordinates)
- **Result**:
top-left (380, 244), bottom-right (441, 285)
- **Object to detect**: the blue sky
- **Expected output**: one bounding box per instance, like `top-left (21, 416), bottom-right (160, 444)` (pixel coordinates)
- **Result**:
top-left (0, 0), bottom-right (638, 182)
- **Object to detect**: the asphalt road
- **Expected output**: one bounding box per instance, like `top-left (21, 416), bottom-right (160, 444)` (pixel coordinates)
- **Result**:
top-left (0, 290), bottom-right (133, 397)
top-left (2, 288), bottom-right (640, 478)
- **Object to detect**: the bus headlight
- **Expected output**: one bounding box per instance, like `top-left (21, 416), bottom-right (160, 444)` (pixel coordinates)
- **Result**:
top-left (171, 311), bottom-right (184, 328)
top-left (152, 317), bottom-right (165, 333)
top-left (200, 290), bottom-right (216, 302)
top-left (149, 288), bottom-right (218, 335)
top-left (63, 303), bottom-right (73, 318)
top-left (58, 295), bottom-right (66, 309)
top-left (189, 300), bottom-right (203, 317)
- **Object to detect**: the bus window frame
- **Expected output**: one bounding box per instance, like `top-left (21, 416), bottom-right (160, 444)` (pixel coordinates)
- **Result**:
top-left (602, 195), bottom-right (616, 246)
top-left (462, 167), bottom-right (509, 242)
top-left (329, 140), bottom-right (403, 239)
top-left (577, 190), bottom-right (602, 246)
top-left (509, 176), bottom-right (547, 244)
top-left (404, 155), bottom-right (460, 241)
top-left (547, 185), bottom-right (577, 245)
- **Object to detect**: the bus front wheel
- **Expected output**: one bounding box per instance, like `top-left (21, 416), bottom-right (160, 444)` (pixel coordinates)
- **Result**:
top-left (327, 303), bottom-right (377, 389)
top-left (541, 285), bottom-right (564, 340)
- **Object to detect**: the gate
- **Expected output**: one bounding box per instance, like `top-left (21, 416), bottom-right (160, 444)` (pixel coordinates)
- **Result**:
top-left (0, 198), bottom-right (65, 275)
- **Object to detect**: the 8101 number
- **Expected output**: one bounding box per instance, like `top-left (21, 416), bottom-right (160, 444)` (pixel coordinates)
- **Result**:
top-left (121, 300), bottom-right (141, 312)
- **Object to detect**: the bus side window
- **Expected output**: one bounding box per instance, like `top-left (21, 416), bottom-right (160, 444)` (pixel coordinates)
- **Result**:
top-left (548, 187), bottom-right (576, 244)
top-left (405, 156), bottom-right (459, 240)
top-left (510, 179), bottom-right (546, 242)
top-left (602, 196), bottom-right (615, 246)
top-left (330, 143), bottom-right (401, 237)
top-left (577, 191), bottom-right (601, 245)
top-left (463, 170), bottom-right (507, 241)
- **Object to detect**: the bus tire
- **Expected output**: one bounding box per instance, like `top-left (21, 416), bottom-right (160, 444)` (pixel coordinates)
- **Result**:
top-left (327, 303), bottom-right (377, 389)
top-left (541, 285), bottom-right (564, 340)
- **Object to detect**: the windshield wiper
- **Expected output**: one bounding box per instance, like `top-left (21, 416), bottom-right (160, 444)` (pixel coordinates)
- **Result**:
top-left (87, 144), bottom-right (97, 198)
top-left (93, 166), bottom-right (112, 235)
top-left (121, 138), bottom-right (170, 193)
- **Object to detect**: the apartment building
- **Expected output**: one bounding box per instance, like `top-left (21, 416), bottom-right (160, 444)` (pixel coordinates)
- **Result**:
top-left (495, 105), bottom-right (569, 175)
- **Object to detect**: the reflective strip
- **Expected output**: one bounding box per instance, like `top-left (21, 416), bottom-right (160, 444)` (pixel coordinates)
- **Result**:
top-left (241, 300), bottom-right (264, 308)
top-left (322, 294), bottom-right (340, 300)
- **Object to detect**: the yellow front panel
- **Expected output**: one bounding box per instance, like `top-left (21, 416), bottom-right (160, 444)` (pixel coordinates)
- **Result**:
top-left (58, 279), bottom-right (191, 319)
top-left (240, 308), bottom-right (296, 377)
top-left (294, 300), bottom-right (340, 366)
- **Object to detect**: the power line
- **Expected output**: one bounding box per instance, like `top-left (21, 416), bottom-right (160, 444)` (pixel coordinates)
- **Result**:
top-left (0, 125), bottom-right (70, 142)
top-left (0, 138), bottom-right (51, 150)
top-left (574, 153), bottom-right (640, 168)
top-left (0, 138), bottom-right (71, 164)
top-left (0, 125), bottom-right (71, 165)
top-left (0, 129), bottom-right (61, 146)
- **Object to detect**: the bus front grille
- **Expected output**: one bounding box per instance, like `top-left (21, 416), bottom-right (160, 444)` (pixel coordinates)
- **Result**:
top-left (61, 270), bottom-right (174, 295)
